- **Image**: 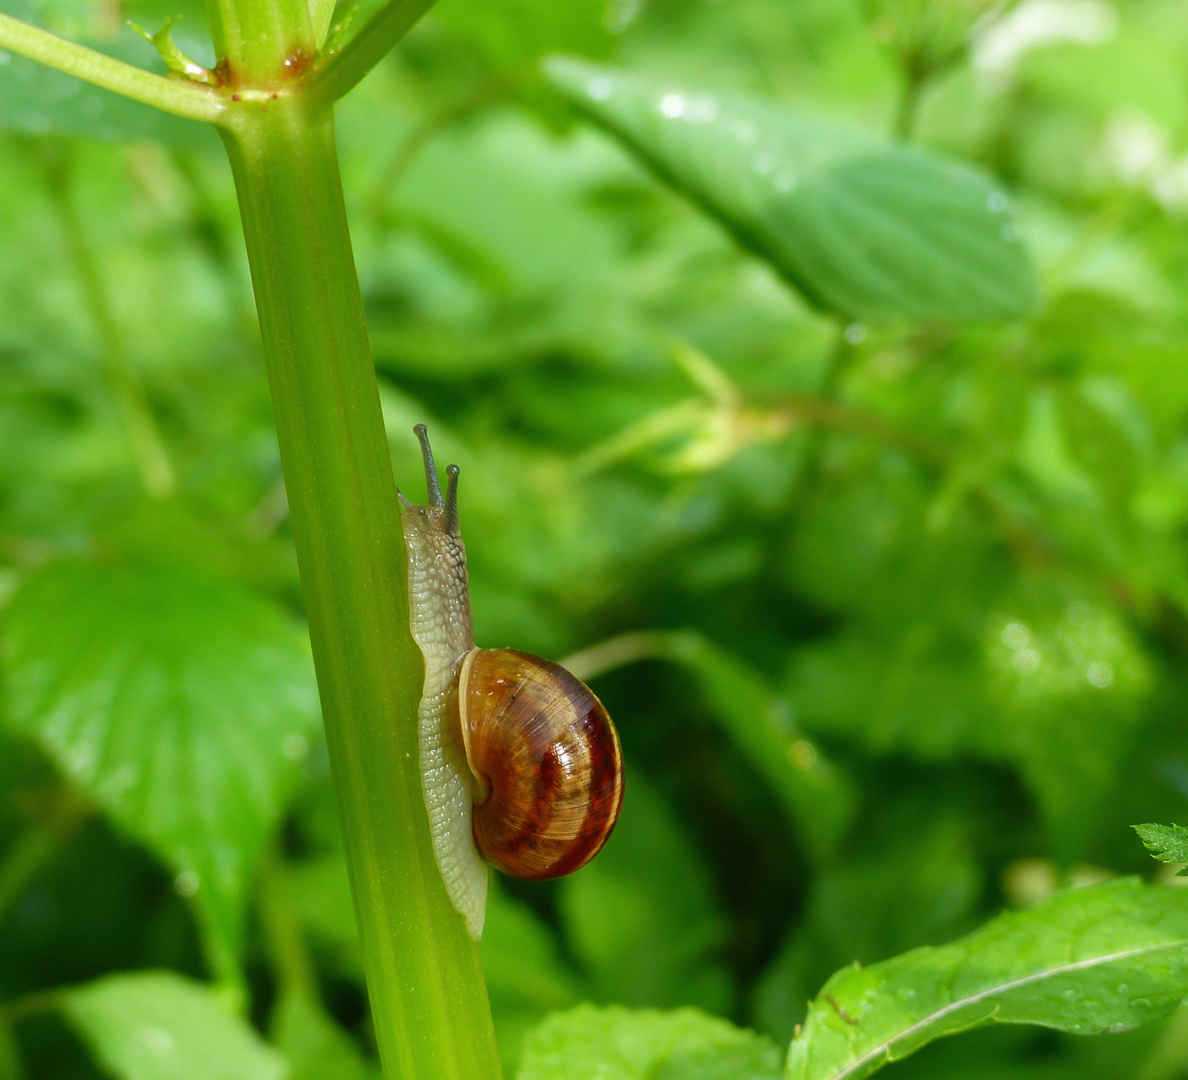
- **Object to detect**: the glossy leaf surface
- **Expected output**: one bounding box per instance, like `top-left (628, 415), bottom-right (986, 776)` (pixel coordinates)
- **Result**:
top-left (63, 971), bottom-right (287, 1080)
top-left (786, 879), bottom-right (1188, 1080)
top-left (518, 1004), bottom-right (782, 1080)
top-left (545, 58), bottom-right (1039, 322)
top-left (2, 560), bottom-right (320, 981)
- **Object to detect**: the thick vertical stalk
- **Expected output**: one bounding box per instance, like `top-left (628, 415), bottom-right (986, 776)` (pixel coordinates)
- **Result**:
top-left (220, 101), bottom-right (501, 1079)
top-left (207, 0), bottom-right (312, 84)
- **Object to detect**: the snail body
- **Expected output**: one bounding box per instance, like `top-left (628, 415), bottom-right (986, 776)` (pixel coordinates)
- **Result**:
top-left (399, 426), bottom-right (623, 941)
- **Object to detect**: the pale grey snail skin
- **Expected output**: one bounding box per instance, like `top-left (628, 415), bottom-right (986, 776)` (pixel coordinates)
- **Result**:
top-left (399, 425), bottom-right (624, 943)
top-left (398, 425), bottom-right (488, 941)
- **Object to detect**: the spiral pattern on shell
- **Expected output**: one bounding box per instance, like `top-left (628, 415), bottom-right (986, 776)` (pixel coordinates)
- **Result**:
top-left (458, 648), bottom-right (624, 880)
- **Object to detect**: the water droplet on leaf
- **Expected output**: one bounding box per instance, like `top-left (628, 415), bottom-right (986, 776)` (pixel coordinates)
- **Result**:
top-left (660, 93), bottom-right (686, 118)
top-left (174, 870), bottom-right (200, 897)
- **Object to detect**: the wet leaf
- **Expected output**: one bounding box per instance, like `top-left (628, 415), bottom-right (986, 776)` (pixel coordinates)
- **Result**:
top-left (544, 58), bottom-right (1039, 322)
top-left (787, 879), bottom-right (1188, 1080)
top-left (518, 1004), bottom-right (781, 1080)
top-left (63, 970), bottom-right (286, 1080)
top-left (2, 560), bottom-right (321, 982)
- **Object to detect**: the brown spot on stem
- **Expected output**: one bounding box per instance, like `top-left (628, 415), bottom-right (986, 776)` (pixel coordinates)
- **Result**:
top-left (281, 45), bottom-right (314, 78)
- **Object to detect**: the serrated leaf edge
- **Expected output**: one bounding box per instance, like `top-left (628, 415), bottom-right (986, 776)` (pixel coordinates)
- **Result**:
top-left (797, 938), bottom-right (1188, 1080)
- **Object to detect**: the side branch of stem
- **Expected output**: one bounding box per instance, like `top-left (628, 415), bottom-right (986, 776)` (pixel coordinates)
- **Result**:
top-left (304, 0), bottom-right (437, 108)
top-left (0, 13), bottom-right (225, 124)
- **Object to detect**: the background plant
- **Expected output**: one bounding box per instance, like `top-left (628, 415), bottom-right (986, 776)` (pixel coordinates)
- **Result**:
top-left (3, 0), bottom-right (1188, 1076)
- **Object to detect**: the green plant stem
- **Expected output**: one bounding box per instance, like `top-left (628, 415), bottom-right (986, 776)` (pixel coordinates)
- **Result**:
top-left (893, 56), bottom-right (926, 140)
top-left (561, 629), bottom-right (691, 681)
top-left (0, 13), bottom-right (224, 123)
top-left (219, 100), bottom-right (500, 1080)
top-left (206, 0), bottom-right (313, 83)
top-left (41, 150), bottom-right (175, 500)
top-left (309, 0), bottom-right (338, 50)
top-left (304, 0), bottom-right (437, 109)
top-left (775, 324), bottom-right (857, 514)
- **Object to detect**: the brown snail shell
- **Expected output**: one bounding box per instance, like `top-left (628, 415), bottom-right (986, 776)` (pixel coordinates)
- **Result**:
top-left (458, 648), bottom-right (624, 880)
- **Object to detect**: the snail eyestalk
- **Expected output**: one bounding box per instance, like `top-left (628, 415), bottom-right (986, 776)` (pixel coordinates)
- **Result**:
top-left (414, 423), bottom-right (443, 507)
top-left (444, 464), bottom-right (460, 536)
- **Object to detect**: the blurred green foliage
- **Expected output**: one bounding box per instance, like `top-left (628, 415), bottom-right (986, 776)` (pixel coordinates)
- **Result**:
top-left (4, 0), bottom-right (1188, 1074)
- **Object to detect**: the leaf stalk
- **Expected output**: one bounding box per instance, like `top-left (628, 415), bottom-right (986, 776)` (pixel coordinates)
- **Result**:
top-left (0, 13), bottom-right (225, 124)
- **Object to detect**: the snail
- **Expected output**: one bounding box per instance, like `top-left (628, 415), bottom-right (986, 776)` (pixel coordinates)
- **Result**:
top-left (399, 425), bottom-right (624, 941)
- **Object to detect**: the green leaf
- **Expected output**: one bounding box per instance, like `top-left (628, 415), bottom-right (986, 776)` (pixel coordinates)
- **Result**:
top-left (787, 493), bottom-right (1150, 855)
top-left (786, 879), bottom-right (1188, 1080)
top-left (0, 40), bottom-right (211, 144)
top-left (0, 0), bottom-right (215, 141)
top-left (435, 0), bottom-right (613, 66)
top-left (753, 812), bottom-right (984, 1044)
top-left (273, 993), bottom-right (380, 1080)
top-left (1, 560), bottom-right (321, 983)
top-left (62, 970), bottom-right (287, 1080)
top-left (517, 1004), bottom-right (781, 1080)
top-left (558, 777), bottom-right (731, 1013)
top-left (483, 881), bottom-right (584, 1011)
top-left (543, 58), bottom-right (1039, 322)
top-left (128, 18), bottom-right (214, 83)
top-left (483, 882), bottom-right (586, 1071)
top-left (662, 633), bottom-right (855, 857)
top-left (1135, 824), bottom-right (1188, 875)
top-left (279, 845), bottom-right (583, 1070)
